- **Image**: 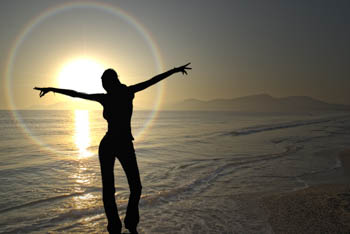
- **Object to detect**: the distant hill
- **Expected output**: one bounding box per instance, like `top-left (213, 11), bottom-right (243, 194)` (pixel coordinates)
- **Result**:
top-left (163, 94), bottom-right (350, 112)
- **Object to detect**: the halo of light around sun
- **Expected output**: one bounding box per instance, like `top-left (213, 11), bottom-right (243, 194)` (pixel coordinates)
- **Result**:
top-left (5, 1), bottom-right (164, 156)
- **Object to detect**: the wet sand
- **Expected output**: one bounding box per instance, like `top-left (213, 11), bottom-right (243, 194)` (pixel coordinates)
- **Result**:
top-left (262, 150), bottom-right (350, 234)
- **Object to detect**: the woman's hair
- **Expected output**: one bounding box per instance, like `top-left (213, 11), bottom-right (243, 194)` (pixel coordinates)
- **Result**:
top-left (101, 68), bottom-right (121, 92)
top-left (101, 68), bottom-right (120, 83)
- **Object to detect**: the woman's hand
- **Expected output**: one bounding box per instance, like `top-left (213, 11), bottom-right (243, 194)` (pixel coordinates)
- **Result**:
top-left (174, 63), bottom-right (192, 75)
top-left (33, 87), bottom-right (51, 97)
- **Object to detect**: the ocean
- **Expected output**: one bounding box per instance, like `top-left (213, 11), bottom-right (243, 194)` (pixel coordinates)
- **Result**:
top-left (0, 110), bottom-right (349, 233)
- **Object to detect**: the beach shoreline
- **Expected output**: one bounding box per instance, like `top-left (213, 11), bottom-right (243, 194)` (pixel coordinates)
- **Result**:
top-left (262, 149), bottom-right (350, 233)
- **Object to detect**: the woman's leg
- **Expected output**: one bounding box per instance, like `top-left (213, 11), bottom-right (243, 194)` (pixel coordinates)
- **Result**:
top-left (99, 136), bottom-right (122, 233)
top-left (117, 141), bottom-right (142, 232)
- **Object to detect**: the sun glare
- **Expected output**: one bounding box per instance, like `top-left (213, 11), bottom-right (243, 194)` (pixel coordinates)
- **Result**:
top-left (58, 58), bottom-right (105, 93)
top-left (74, 110), bottom-right (92, 158)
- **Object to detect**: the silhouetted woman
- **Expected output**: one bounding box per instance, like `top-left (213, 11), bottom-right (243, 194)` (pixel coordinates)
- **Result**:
top-left (34, 63), bottom-right (191, 234)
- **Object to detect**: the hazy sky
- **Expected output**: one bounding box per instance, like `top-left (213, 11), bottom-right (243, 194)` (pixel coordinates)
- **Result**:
top-left (1, 0), bottom-right (349, 109)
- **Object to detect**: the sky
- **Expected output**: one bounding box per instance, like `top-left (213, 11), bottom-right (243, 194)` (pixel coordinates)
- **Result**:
top-left (1, 0), bottom-right (349, 110)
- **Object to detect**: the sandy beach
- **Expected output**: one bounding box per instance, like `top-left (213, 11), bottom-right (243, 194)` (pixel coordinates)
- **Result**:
top-left (262, 149), bottom-right (350, 234)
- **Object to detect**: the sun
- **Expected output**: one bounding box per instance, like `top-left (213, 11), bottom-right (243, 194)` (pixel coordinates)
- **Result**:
top-left (58, 58), bottom-right (105, 93)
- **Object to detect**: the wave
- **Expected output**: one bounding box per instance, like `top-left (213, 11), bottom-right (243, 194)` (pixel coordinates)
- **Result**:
top-left (0, 186), bottom-right (100, 214)
top-left (140, 145), bottom-right (300, 207)
top-left (226, 118), bottom-right (333, 136)
top-left (1, 198), bottom-right (106, 234)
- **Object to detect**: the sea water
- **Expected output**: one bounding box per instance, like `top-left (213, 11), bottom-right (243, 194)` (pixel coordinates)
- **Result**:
top-left (0, 110), bottom-right (349, 233)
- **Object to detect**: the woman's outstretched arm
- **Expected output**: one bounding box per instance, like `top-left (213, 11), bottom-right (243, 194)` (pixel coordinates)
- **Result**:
top-left (33, 87), bottom-right (102, 102)
top-left (129, 63), bottom-right (191, 93)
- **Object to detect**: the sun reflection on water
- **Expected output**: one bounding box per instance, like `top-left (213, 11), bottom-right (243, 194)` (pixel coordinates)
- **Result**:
top-left (71, 110), bottom-right (98, 211)
top-left (74, 110), bottom-right (93, 158)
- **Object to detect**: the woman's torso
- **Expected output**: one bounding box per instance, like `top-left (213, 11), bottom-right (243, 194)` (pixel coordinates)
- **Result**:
top-left (100, 85), bottom-right (134, 140)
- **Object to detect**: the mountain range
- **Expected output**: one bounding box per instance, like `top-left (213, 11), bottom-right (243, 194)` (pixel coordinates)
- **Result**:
top-left (163, 94), bottom-right (350, 112)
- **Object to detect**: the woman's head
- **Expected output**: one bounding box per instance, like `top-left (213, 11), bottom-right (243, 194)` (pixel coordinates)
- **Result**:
top-left (101, 68), bottom-right (121, 92)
